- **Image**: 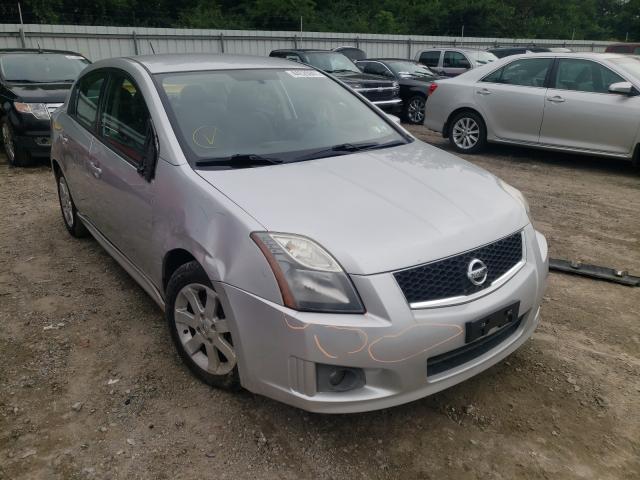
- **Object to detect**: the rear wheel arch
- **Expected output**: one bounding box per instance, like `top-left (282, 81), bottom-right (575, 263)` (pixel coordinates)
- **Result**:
top-left (444, 107), bottom-right (487, 138)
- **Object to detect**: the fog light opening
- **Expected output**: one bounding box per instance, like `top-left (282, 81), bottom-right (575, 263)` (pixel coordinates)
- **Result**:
top-left (317, 364), bottom-right (365, 393)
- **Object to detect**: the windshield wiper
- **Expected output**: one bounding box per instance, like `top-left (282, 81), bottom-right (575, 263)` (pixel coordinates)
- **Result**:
top-left (7, 79), bottom-right (37, 83)
top-left (327, 69), bottom-right (357, 74)
top-left (195, 153), bottom-right (283, 168)
top-left (49, 79), bottom-right (76, 83)
top-left (295, 140), bottom-right (405, 162)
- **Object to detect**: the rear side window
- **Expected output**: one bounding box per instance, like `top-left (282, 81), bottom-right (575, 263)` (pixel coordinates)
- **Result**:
top-left (443, 51), bottom-right (471, 69)
top-left (100, 74), bottom-right (150, 165)
top-left (74, 71), bottom-right (106, 130)
top-left (419, 51), bottom-right (441, 68)
top-left (554, 59), bottom-right (625, 94)
top-left (482, 58), bottom-right (552, 87)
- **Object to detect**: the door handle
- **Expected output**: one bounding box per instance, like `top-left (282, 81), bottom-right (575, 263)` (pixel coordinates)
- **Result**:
top-left (546, 95), bottom-right (566, 103)
top-left (476, 88), bottom-right (492, 95)
top-left (88, 160), bottom-right (102, 179)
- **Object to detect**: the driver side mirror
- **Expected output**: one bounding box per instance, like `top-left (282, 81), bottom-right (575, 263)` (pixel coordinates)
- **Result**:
top-left (609, 81), bottom-right (634, 95)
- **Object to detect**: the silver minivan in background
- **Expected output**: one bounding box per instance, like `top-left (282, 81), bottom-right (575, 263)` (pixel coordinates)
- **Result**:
top-left (50, 54), bottom-right (548, 413)
top-left (425, 52), bottom-right (640, 163)
top-left (416, 48), bottom-right (497, 77)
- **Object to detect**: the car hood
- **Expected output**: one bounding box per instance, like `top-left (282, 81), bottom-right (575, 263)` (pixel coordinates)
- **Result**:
top-left (8, 82), bottom-right (72, 103)
top-left (197, 141), bottom-right (529, 275)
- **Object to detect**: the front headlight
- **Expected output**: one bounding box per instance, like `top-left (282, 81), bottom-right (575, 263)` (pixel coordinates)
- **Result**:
top-left (14, 102), bottom-right (50, 120)
top-left (251, 232), bottom-right (365, 313)
top-left (498, 179), bottom-right (530, 216)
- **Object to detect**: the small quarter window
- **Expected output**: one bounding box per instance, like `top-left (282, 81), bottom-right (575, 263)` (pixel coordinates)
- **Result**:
top-left (100, 74), bottom-right (150, 165)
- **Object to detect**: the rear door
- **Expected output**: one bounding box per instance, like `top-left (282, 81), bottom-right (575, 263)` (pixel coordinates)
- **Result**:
top-left (442, 51), bottom-right (471, 77)
top-left (61, 69), bottom-right (107, 212)
top-left (86, 70), bottom-right (155, 273)
top-left (474, 57), bottom-right (552, 144)
top-left (539, 58), bottom-right (640, 155)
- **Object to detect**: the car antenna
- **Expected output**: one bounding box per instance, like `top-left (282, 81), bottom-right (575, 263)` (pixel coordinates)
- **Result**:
top-left (149, 41), bottom-right (156, 54)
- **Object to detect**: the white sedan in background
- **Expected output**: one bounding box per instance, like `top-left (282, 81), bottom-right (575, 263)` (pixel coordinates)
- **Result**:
top-left (424, 52), bottom-right (640, 166)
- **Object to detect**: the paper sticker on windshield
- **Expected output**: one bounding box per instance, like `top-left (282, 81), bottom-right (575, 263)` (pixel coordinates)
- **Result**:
top-left (286, 70), bottom-right (324, 78)
top-left (65, 55), bottom-right (85, 60)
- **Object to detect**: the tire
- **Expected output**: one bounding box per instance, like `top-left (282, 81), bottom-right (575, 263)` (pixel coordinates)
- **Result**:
top-left (55, 171), bottom-right (89, 238)
top-left (448, 111), bottom-right (487, 154)
top-left (1, 120), bottom-right (34, 167)
top-left (403, 95), bottom-right (426, 124)
top-left (166, 261), bottom-right (240, 390)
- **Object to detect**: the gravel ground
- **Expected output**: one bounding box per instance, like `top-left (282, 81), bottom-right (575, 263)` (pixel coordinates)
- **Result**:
top-left (1, 126), bottom-right (639, 480)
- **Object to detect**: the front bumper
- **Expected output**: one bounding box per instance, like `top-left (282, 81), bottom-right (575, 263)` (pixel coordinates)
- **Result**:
top-left (9, 112), bottom-right (52, 158)
top-left (218, 225), bottom-right (547, 413)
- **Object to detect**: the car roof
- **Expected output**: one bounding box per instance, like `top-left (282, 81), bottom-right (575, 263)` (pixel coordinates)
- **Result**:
top-left (365, 58), bottom-right (419, 62)
top-left (271, 49), bottom-right (329, 53)
top-left (0, 48), bottom-right (86, 57)
top-left (124, 54), bottom-right (311, 74)
top-left (510, 51), bottom-right (627, 60)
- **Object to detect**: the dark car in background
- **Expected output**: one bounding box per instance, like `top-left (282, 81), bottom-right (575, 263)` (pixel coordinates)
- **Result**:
top-left (0, 48), bottom-right (90, 166)
top-left (269, 49), bottom-right (402, 114)
top-left (333, 46), bottom-right (367, 62)
top-left (357, 58), bottom-right (439, 124)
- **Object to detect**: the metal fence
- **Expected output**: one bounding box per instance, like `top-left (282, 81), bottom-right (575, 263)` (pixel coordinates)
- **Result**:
top-left (0, 24), bottom-right (616, 62)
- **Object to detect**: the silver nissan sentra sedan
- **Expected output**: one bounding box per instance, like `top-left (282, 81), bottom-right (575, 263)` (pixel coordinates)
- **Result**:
top-left (50, 54), bottom-right (548, 413)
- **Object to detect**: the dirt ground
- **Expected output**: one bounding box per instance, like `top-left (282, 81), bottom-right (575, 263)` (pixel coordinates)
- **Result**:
top-left (1, 127), bottom-right (639, 480)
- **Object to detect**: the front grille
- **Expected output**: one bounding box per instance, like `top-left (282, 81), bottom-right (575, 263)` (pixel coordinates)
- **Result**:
top-left (394, 231), bottom-right (524, 306)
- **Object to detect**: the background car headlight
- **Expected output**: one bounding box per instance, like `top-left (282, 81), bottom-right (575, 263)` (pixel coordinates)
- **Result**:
top-left (14, 102), bottom-right (50, 120)
top-left (498, 179), bottom-right (530, 216)
top-left (251, 232), bottom-right (365, 313)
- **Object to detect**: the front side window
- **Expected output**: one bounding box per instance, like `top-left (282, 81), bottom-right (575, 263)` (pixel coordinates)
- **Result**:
top-left (443, 51), bottom-right (471, 69)
top-left (0, 53), bottom-right (89, 83)
top-left (361, 62), bottom-right (392, 77)
top-left (100, 74), bottom-right (150, 165)
top-left (74, 70), bottom-right (106, 130)
top-left (554, 59), bottom-right (625, 93)
top-left (156, 68), bottom-right (406, 167)
top-left (482, 58), bottom-right (552, 87)
top-left (419, 51), bottom-right (441, 68)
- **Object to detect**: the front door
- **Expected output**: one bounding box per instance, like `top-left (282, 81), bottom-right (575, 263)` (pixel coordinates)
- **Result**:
top-left (474, 57), bottom-right (553, 144)
top-left (538, 58), bottom-right (640, 155)
top-left (86, 71), bottom-right (155, 274)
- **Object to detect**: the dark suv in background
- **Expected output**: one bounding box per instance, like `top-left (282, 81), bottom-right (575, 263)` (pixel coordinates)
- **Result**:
top-left (269, 49), bottom-right (401, 114)
top-left (0, 48), bottom-right (90, 166)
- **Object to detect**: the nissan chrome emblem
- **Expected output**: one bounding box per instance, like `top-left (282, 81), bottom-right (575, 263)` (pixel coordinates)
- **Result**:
top-left (467, 258), bottom-right (488, 286)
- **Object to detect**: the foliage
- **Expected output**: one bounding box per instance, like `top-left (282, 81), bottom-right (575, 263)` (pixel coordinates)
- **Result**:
top-left (3, 0), bottom-right (639, 41)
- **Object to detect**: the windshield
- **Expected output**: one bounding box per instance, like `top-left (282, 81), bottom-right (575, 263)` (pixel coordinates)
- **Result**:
top-left (610, 56), bottom-right (640, 80)
top-left (385, 61), bottom-right (436, 78)
top-left (468, 51), bottom-right (498, 65)
top-left (304, 52), bottom-right (361, 73)
top-left (156, 68), bottom-right (406, 167)
top-left (0, 53), bottom-right (89, 83)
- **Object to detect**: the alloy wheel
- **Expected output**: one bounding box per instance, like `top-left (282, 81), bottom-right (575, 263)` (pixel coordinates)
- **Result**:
top-left (407, 97), bottom-right (426, 123)
top-left (2, 123), bottom-right (16, 164)
top-left (452, 117), bottom-right (480, 150)
top-left (58, 176), bottom-right (74, 227)
top-left (174, 283), bottom-right (236, 375)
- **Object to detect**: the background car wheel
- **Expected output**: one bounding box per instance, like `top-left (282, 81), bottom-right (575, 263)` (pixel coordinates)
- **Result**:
top-left (166, 261), bottom-right (240, 390)
top-left (449, 111), bottom-right (487, 154)
top-left (403, 95), bottom-right (426, 124)
top-left (56, 172), bottom-right (88, 237)
top-left (1, 120), bottom-right (34, 167)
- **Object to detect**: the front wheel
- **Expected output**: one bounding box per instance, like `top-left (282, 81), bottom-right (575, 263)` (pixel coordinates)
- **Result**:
top-left (403, 95), bottom-right (426, 124)
top-left (448, 111), bottom-right (487, 154)
top-left (166, 261), bottom-right (240, 390)
top-left (1, 120), bottom-right (33, 167)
